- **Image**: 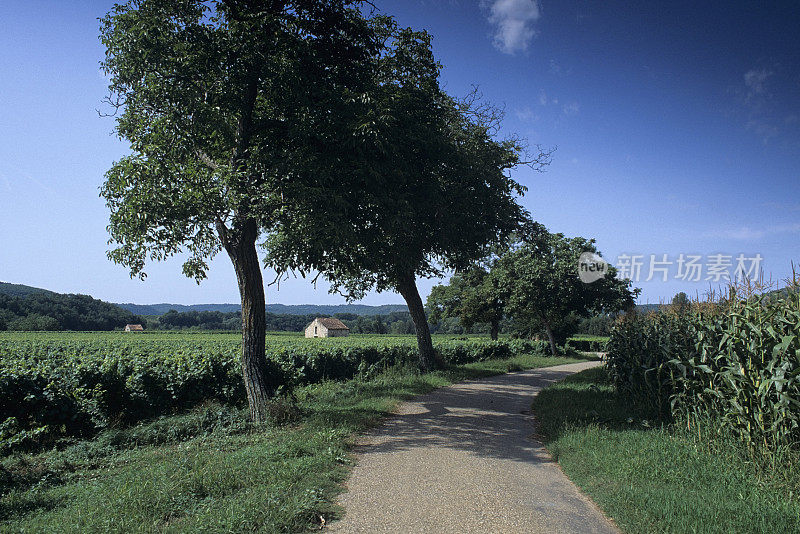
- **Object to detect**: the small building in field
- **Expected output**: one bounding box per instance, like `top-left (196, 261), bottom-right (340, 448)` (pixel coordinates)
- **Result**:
top-left (304, 317), bottom-right (350, 338)
top-left (124, 324), bottom-right (144, 332)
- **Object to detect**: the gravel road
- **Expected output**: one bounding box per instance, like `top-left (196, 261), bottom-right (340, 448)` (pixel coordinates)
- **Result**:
top-left (327, 361), bottom-right (619, 534)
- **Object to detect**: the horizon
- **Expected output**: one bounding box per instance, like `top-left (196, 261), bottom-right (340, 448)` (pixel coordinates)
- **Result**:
top-left (1, 1), bottom-right (798, 306)
top-left (0, 279), bottom-right (738, 309)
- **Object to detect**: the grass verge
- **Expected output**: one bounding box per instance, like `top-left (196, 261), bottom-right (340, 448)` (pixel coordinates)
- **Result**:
top-left (0, 352), bottom-right (582, 533)
top-left (532, 367), bottom-right (800, 534)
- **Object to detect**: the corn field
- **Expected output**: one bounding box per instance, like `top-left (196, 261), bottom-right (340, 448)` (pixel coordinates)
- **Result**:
top-left (607, 280), bottom-right (800, 453)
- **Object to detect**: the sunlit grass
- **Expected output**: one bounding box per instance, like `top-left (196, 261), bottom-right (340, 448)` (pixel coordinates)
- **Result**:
top-left (532, 367), bottom-right (800, 534)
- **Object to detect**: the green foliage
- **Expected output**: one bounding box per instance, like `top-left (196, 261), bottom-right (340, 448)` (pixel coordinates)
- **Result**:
top-left (532, 368), bottom-right (800, 534)
top-left (264, 28), bottom-right (546, 371)
top-left (672, 291), bottom-right (690, 313)
top-left (575, 314), bottom-right (616, 336)
top-left (606, 311), bottom-right (690, 417)
top-left (493, 223), bottom-right (638, 352)
top-left (142, 309), bottom-right (417, 333)
top-left (0, 282), bottom-right (53, 298)
top-left (427, 265), bottom-right (505, 338)
top-left (266, 34), bottom-right (538, 298)
top-left (607, 290), bottom-right (800, 453)
top-left (0, 292), bottom-right (143, 332)
top-left (99, 0), bottom-right (389, 281)
top-left (0, 352), bottom-right (579, 532)
top-left (0, 332), bottom-right (548, 452)
top-left (565, 336), bottom-right (610, 352)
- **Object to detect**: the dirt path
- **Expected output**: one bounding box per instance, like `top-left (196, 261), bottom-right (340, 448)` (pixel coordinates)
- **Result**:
top-left (327, 361), bottom-right (618, 534)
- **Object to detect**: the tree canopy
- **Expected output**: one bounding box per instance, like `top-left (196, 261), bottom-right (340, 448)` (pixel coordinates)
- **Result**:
top-left (493, 223), bottom-right (638, 355)
top-left (99, 0), bottom-right (395, 420)
top-left (0, 292), bottom-right (143, 331)
top-left (266, 29), bottom-right (550, 368)
top-left (426, 264), bottom-right (506, 340)
top-left (100, 0), bottom-right (389, 280)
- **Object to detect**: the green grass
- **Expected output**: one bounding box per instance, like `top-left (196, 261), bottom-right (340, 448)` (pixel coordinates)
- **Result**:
top-left (0, 352), bottom-right (582, 533)
top-left (532, 367), bottom-right (800, 534)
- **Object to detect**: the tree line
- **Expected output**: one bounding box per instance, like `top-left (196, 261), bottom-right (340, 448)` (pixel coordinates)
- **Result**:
top-left (0, 291), bottom-right (619, 337)
top-left (426, 222), bottom-right (637, 355)
top-left (146, 309), bottom-right (417, 334)
top-left (0, 292), bottom-right (143, 331)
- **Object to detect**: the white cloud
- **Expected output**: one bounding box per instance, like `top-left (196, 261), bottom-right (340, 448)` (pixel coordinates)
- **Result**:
top-left (704, 223), bottom-right (800, 241)
top-left (515, 106), bottom-right (537, 121)
top-left (744, 68), bottom-right (773, 99)
top-left (746, 118), bottom-right (779, 145)
top-left (538, 89), bottom-right (548, 106)
top-left (562, 102), bottom-right (580, 116)
top-left (736, 67), bottom-right (785, 144)
top-left (549, 59), bottom-right (569, 75)
top-left (484, 0), bottom-right (541, 55)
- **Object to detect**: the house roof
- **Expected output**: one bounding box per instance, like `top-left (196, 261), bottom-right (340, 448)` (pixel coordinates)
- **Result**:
top-left (316, 317), bottom-right (350, 330)
top-left (125, 324), bottom-right (144, 330)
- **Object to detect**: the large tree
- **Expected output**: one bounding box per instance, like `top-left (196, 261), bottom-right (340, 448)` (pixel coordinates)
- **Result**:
top-left (99, 0), bottom-right (390, 421)
top-left (493, 223), bottom-right (639, 356)
top-left (266, 29), bottom-right (551, 369)
top-left (426, 264), bottom-right (505, 340)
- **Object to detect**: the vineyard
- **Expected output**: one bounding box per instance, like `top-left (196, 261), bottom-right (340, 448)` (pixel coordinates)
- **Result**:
top-left (0, 332), bottom-right (548, 452)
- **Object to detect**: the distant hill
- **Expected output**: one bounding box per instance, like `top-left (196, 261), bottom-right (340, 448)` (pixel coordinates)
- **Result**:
top-left (267, 303), bottom-right (408, 316)
top-left (0, 284), bottom-right (140, 331)
top-left (117, 302), bottom-right (408, 316)
top-left (0, 282), bottom-right (55, 298)
top-left (117, 303), bottom-right (243, 315)
top-left (2, 281), bottom-right (407, 322)
top-left (766, 285), bottom-right (800, 301)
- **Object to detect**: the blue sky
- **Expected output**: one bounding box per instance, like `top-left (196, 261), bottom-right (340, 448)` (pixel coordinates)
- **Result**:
top-left (0, 1), bottom-right (798, 306)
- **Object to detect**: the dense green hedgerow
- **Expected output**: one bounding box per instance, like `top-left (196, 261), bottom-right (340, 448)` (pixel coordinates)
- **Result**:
top-left (0, 332), bottom-right (548, 451)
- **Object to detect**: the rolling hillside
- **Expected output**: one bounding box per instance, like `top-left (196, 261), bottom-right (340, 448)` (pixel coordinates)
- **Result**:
top-left (0, 282), bottom-right (55, 298)
top-left (1, 282), bottom-right (408, 319)
top-left (117, 302), bottom-right (409, 316)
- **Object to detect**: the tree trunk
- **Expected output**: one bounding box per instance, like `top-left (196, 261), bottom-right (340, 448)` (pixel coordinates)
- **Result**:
top-left (221, 219), bottom-right (277, 422)
top-left (490, 319), bottom-right (500, 341)
top-left (542, 317), bottom-right (558, 357)
top-left (396, 273), bottom-right (443, 371)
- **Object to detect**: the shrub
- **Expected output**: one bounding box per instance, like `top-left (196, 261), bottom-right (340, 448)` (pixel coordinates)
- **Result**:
top-left (0, 333), bottom-right (549, 451)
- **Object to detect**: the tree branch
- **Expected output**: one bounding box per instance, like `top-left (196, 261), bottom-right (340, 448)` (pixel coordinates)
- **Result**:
top-left (196, 150), bottom-right (222, 171)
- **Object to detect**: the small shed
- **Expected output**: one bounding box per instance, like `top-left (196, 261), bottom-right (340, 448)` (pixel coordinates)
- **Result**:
top-left (304, 317), bottom-right (350, 338)
top-left (124, 324), bottom-right (144, 332)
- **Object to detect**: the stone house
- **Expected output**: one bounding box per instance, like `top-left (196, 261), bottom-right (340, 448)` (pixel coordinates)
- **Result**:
top-left (124, 324), bottom-right (144, 332)
top-left (304, 317), bottom-right (350, 338)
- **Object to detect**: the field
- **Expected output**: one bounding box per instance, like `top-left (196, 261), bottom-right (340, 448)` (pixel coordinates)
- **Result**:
top-left (0, 331), bottom-right (551, 451)
top-left (0, 331), bottom-right (580, 532)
